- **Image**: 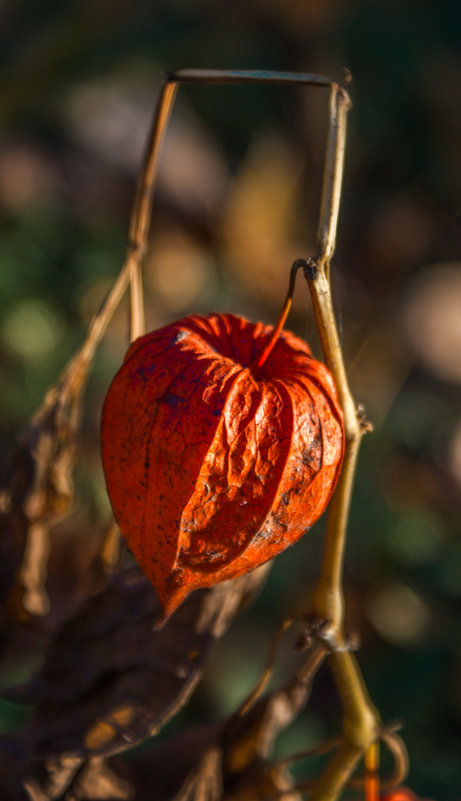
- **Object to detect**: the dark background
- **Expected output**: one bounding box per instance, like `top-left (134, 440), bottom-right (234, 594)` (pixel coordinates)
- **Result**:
top-left (0, 1), bottom-right (461, 797)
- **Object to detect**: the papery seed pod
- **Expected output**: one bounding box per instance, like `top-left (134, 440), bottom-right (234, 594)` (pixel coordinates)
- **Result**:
top-left (381, 789), bottom-right (434, 801)
top-left (101, 312), bottom-right (344, 621)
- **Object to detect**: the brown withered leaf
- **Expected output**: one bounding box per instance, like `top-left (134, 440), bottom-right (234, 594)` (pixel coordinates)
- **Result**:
top-left (173, 745), bottom-right (223, 801)
top-left (222, 762), bottom-right (303, 801)
top-left (24, 754), bottom-right (85, 801)
top-left (169, 657), bottom-right (322, 801)
top-left (96, 629), bottom-right (325, 801)
top-left (69, 756), bottom-right (132, 801)
top-left (0, 252), bottom-right (130, 625)
top-left (15, 564), bottom-right (269, 762)
top-left (0, 291), bottom-right (118, 624)
top-left (66, 723), bottom-right (301, 801)
top-left (24, 755), bottom-right (132, 801)
top-left (222, 643), bottom-right (326, 775)
top-left (17, 625), bottom-right (322, 800)
top-left (0, 365), bottom-right (89, 620)
top-left (170, 745), bottom-right (302, 801)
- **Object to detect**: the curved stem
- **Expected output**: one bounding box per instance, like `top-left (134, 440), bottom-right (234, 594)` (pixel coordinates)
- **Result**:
top-left (128, 81), bottom-right (178, 252)
top-left (255, 259), bottom-right (304, 369)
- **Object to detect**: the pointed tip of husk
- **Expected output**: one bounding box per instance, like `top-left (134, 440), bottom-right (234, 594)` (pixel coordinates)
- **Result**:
top-left (153, 580), bottom-right (193, 629)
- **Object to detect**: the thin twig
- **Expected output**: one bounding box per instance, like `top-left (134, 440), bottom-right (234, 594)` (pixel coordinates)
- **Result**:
top-left (236, 617), bottom-right (296, 717)
top-left (57, 262), bottom-right (130, 402)
top-left (126, 80), bottom-right (178, 341)
top-left (316, 84), bottom-right (351, 272)
top-left (255, 259), bottom-right (305, 369)
top-left (343, 729), bottom-right (409, 791)
top-left (166, 69), bottom-right (336, 89)
top-left (274, 738), bottom-right (341, 767)
top-left (379, 730), bottom-right (410, 790)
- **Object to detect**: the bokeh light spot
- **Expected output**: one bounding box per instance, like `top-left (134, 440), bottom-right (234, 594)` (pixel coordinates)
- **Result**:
top-left (3, 299), bottom-right (60, 359)
top-left (367, 584), bottom-right (431, 646)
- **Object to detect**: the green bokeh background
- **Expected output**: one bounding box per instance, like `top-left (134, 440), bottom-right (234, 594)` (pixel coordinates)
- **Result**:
top-left (1, 2), bottom-right (461, 798)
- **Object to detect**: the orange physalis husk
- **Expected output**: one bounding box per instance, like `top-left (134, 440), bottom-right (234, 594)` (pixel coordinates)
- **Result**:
top-left (101, 312), bottom-right (344, 622)
top-left (381, 790), bottom-right (435, 801)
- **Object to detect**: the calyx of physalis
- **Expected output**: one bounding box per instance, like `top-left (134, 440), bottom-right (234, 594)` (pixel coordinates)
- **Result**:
top-left (101, 306), bottom-right (344, 622)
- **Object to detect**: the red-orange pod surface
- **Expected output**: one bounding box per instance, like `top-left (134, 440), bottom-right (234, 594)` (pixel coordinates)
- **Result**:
top-left (381, 789), bottom-right (435, 801)
top-left (101, 313), bottom-right (344, 621)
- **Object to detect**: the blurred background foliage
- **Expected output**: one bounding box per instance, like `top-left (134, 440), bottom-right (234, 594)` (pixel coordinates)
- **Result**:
top-left (0, 0), bottom-right (460, 797)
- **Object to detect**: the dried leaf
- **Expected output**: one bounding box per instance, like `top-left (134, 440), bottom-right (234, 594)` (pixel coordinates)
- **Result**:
top-left (0, 249), bottom-right (130, 623)
top-left (0, 366), bottom-right (90, 619)
top-left (116, 723), bottom-right (220, 801)
top-left (97, 638), bottom-right (325, 801)
top-left (223, 762), bottom-right (302, 801)
top-left (228, 643), bottom-right (326, 774)
top-left (172, 745), bottom-right (301, 801)
top-left (15, 564), bottom-right (269, 761)
top-left (24, 755), bottom-right (83, 801)
top-left (63, 756), bottom-right (132, 801)
top-left (174, 746), bottom-right (223, 801)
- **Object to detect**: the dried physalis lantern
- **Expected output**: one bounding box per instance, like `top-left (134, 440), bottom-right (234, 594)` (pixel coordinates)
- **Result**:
top-left (101, 311), bottom-right (344, 621)
top-left (381, 789), bottom-right (435, 801)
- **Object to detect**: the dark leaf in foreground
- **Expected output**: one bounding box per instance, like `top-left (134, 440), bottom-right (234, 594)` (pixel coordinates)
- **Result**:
top-left (18, 564), bottom-right (269, 760)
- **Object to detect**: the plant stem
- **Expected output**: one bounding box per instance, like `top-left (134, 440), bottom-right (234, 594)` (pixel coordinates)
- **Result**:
top-left (255, 260), bottom-right (304, 369)
top-left (303, 81), bottom-right (380, 800)
top-left (306, 82), bottom-right (360, 633)
top-left (127, 80), bottom-right (178, 341)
